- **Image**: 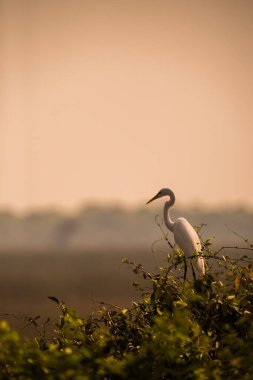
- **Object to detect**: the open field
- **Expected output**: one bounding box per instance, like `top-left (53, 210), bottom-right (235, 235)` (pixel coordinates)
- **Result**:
top-left (0, 250), bottom-right (164, 336)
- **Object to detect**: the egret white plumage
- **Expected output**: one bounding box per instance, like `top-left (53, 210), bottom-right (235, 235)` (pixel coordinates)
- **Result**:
top-left (146, 188), bottom-right (205, 278)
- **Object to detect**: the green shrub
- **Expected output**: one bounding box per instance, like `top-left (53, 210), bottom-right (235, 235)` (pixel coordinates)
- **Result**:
top-left (1, 238), bottom-right (253, 379)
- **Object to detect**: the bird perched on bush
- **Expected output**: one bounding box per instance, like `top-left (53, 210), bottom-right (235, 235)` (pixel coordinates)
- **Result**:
top-left (147, 188), bottom-right (205, 278)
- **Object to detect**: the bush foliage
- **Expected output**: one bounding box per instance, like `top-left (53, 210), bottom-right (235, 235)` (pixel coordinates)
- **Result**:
top-left (1, 235), bottom-right (253, 379)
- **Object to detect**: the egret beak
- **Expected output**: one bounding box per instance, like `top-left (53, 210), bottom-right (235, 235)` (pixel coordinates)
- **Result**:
top-left (146, 194), bottom-right (158, 205)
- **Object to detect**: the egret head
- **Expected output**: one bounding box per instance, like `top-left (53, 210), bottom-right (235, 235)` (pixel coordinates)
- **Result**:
top-left (146, 188), bottom-right (171, 204)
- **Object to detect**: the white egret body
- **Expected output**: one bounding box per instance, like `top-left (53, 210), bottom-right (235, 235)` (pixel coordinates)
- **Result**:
top-left (147, 188), bottom-right (205, 278)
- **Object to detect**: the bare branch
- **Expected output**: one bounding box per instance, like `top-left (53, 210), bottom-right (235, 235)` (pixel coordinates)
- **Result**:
top-left (154, 214), bottom-right (173, 249)
top-left (217, 246), bottom-right (253, 254)
top-left (225, 224), bottom-right (253, 248)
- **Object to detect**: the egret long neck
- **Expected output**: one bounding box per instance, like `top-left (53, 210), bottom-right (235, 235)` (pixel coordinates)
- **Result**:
top-left (163, 191), bottom-right (176, 232)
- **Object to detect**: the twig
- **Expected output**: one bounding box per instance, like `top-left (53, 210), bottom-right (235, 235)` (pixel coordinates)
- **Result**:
top-left (154, 214), bottom-right (173, 249)
top-left (217, 246), bottom-right (253, 254)
top-left (225, 224), bottom-right (253, 248)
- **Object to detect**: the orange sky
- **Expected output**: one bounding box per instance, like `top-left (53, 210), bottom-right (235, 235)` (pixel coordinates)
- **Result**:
top-left (1, 0), bottom-right (253, 211)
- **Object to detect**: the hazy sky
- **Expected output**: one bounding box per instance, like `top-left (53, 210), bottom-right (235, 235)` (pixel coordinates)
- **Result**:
top-left (1, 0), bottom-right (253, 211)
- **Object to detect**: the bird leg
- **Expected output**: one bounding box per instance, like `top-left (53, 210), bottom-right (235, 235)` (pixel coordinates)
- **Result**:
top-left (183, 257), bottom-right (187, 282)
top-left (191, 262), bottom-right (196, 282)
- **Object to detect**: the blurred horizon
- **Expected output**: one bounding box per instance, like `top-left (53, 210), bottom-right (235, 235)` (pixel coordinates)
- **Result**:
top-left (0, 203), bottom-right (252, 253)
top-left (1, 198), bottom-right (253, 216)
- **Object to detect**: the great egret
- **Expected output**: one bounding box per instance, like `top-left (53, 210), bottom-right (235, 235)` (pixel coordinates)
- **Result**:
top-left (146, 188), bottom-right (205, 278)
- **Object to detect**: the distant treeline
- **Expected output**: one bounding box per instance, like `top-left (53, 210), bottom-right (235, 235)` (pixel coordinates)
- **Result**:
top-left (0, 205), bottom-right (252, 252)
